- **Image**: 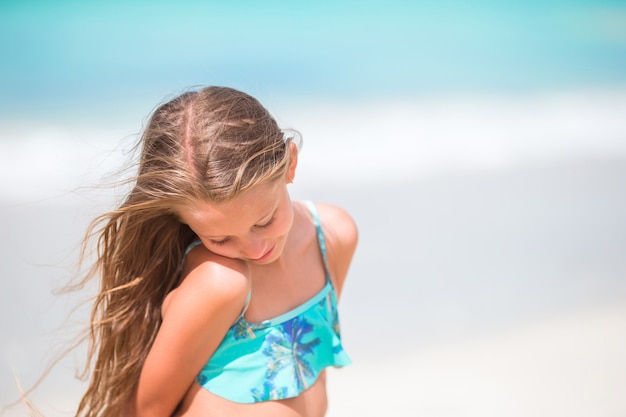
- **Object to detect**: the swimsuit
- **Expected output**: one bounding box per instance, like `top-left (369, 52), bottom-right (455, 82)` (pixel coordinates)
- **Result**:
top-left (184, 201), bottom-right (351, 404)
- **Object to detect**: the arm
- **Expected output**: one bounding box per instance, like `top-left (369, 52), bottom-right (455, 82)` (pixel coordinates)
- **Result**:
top-left (316, 203), bottom-right (358, 298)
top-left (124, 249), bottom-right (250, 417)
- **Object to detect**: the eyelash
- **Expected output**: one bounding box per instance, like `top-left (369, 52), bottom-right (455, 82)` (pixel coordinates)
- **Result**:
top-left (209, 217), bottom-right (275, 246)
top-left (211, 238), bottom-right (229, 246)
top-left (257, 217), bottom-right (275, 229)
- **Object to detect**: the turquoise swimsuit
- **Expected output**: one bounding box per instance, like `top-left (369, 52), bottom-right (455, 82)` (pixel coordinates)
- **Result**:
top-left (184, 201), bottom-right (351, 404)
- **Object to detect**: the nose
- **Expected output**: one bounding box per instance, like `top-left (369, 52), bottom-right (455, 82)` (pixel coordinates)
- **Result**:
top-left (241, 237), bottom-right (267, 260)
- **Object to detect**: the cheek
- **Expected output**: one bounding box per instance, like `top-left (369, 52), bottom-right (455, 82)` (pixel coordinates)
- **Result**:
top-left (273, 210), bottom-right (294, 238)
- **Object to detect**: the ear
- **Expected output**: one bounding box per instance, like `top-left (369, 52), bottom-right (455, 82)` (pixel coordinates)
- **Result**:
top-left (285, 141), bottom-right (298, 184)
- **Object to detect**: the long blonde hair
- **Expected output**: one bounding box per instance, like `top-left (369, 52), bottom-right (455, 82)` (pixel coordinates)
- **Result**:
top-left (75, 86), bottom-right (294, 417)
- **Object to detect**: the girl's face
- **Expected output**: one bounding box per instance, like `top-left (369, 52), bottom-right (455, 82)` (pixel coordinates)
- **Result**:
top-left (178, 180), bottom-right (294, 265)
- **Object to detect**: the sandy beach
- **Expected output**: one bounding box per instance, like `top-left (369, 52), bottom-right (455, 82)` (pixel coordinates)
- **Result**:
top-left (327, 301), bottom-right (626, 417)
top-left (321, 157), bottom-right (626, 416)
top-left (2, 154), bottom-right (625, 416)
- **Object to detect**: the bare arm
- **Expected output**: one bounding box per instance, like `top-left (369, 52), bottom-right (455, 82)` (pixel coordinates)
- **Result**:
top-left (124, 249), bottom-right (250, 417)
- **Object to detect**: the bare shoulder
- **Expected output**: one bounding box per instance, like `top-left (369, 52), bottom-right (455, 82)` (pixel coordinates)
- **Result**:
top-left (136, 246), bottom-right (251, 415)
top-left (315, 203), bottom-right (358, 248)
top-left (313, 203), bottom-right (358, 296)
top-left (163, 245), bottom-right (250, 320)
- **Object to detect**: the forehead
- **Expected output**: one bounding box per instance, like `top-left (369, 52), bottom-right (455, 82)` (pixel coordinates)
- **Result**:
top-left (178, 182), bottom-right (282, 237)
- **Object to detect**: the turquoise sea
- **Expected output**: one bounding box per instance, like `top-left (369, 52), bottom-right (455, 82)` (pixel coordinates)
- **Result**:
top-left (1, 0), bottom-right (626, 110)
top-left (1, 0), bottom-right (626, 198)
top-left (1, 2), bottom-right (626, 416)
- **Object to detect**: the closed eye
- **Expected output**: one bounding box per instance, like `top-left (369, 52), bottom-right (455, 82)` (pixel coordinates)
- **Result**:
top-left (208, 214), bottom-right (275, 244)
top-left (210, 237), bottom-right (230, 246)
top-left (256, 216), bottom-right (275, 229)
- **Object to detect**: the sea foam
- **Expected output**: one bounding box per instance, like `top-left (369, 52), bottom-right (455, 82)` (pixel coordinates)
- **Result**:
top-left (2, 89), bottom-right (625, 202)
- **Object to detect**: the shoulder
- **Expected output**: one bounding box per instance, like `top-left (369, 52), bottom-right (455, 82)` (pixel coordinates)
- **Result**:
top-left (314, 203), bottom-right (358, 249)
top-left (137, 246), bottom-right (251, 413)
top-left (162, 245), bottom-right (250, 320)
top-left (309, 202), bottom-right (358, 296)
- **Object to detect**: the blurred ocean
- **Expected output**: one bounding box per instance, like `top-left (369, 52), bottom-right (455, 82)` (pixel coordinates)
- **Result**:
top-left (1, 1), bottom-right (626, 416)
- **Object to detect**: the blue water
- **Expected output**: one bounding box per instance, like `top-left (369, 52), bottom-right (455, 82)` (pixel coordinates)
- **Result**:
top-left (1, 0), bottom-right (626, 117)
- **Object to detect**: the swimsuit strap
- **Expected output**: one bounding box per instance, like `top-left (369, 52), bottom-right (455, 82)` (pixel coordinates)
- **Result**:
top-left (175, 239), bottom-right (204, 277)
top-left (303, 200), bottom-right (332, 281)
top-left (184, 239), bottom-right (204, 255)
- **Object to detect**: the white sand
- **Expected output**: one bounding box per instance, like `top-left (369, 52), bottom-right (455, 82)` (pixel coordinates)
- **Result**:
top-left (327, 302), bottom-right (626, 417)
top-left (5, 303), bottom-right (624, 417)
top-left (2, 90), bottom-right (626, 415)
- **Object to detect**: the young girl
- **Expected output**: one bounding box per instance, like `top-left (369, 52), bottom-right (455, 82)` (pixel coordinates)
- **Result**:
top-left (74, 86), bottom-right (357, 417)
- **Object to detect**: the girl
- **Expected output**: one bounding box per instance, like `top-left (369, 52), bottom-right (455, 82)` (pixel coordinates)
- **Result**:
top-left (75, 86), bottom-right (357, 417)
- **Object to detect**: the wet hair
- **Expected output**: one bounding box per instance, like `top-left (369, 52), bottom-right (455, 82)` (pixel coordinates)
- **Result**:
top-left (74, 86), bottom-right (296, 417)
